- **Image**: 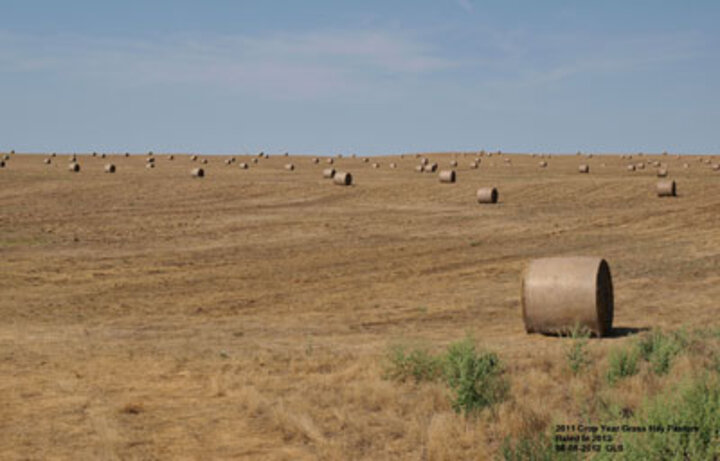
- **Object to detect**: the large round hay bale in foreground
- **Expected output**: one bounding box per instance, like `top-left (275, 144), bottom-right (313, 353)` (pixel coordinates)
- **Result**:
top-left (285, 163), bottom-right (295, 171)
top-left (68, 162), bottom-right (80, 172)
top-left (476, 187), bottom-right (498, 204)
top-left (333, 171), bottom-right (352, 186)
top-left (578, 164), bottom-right (589, 174)
top-left (657, 168), bottom-right (668, 177)
top-left (657, 180), bottom-right (676, 197)
top-left (522, 257), bottom-right (614, 337)
top-left (323, 168), bottom-right (336, 179)
top-left (191, 167), bottom-right (204, 178)
top-left (438, 170), bottom-right (456, 183)
top-left (104, 164), bottom-right (116, 173)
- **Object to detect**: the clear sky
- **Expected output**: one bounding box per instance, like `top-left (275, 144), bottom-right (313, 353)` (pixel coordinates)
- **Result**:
top-left (0, 1), bottom-right (718, 155)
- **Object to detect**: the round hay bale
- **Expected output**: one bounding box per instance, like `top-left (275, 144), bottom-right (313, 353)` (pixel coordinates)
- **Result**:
top-left (476, 187), bottom-right (498, 204)
top-left (146, 157), bottom-right (155, 164)
top-left (285, 163), bottom-right (295, 171)
top-left (191, 155), bottom-right (198, 161)
top-left (450, 160), bottom-right (458, 167)
top-left (636, 163), bottom-right (645, 170)
top-left (51, 153), bottom-right (57, 157)
top-left (252, 158), bottom-right (259, 164)
top-left (425, 162), bottom-right (438, 173)
top-left (101, 153), bottom-right (106, 158)
top-left (415, 165), bottom-right (424, 173)
top-left (124, 152), bottom-right (130, 157)
top-left (469, 161), bottom-right (479, 169)
top-left (438, 170), bottom-right (456, 183)
top-left (333, 171), bottom-right (352, 186)
top-left (104, 164), bottom-right (116, 173)
top-left (712, 163), bottom-right (720, 171)
top-left (238, 162), bottom-right (249, 169)
top-left (92, 152), bottom-right (97, 157)
top-left (389, 162), bottom-right (397, 168)
top-left (68, 162), bottom-right (80, 172)
top-left (146, 163), bottom-right (155, 169)
top-left (539, 161), bottom-right (547, 168)
top-left (191, 167), bottom-right (204, 178)
top-left (0, 160), bottom-right (5, 168)
top-left (657, 168), bottom-right (668, 177)
top-left (327, 158), bottom-right (334, 165)
top-left (363, 158), bottom-right (369, 163)
top-left (627, 165), bottom-right (636, 171)
top-left (372, 162), bottom-right (380, 168)
top-left (657, 180), bottom-right (676, 197)
top-left (44, 158), bottom-right (52, 165)
top-left (578, 164), bottom-right (590, 174)
top-left (323, 168), bottom-right (336, 179)
top-left (683, 163), bottom-right (689, 169)
top-left (225, 159), bottom-right (232, 165)
top-left (201, 159), bottom-right (208, 164)
top-left (420, 158), bottom-right (429, 166)
top-left (168, 155), bottom-right (174, 161)
top-left (312, 157), bottom-right (320, 164)
top-left (522, 257), bottom-right (614, 337)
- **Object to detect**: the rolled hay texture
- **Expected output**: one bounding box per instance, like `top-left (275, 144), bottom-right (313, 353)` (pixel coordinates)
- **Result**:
top-left (44, 158), bottom-right (52, 165)
top-left (363, 158), bottom-right (369, 163)
top-left (438, 169), bottom-right (456, 183)
top-left (657, 168), bottom-right (668, 177)
top-left (168, 155), bottom-right (174, 160)
top-left (372, 162), bottom-right (380, 168)
top-left (476, 187), bottom-right (498, 204)
top-left (539, 161), bottom-right (548, 168)
top-left (201, 159), bottom-right (208, 164)
top-left (657, 180), bottom-right (676, 197)
top-left (191, 155), bottom-right (198, 161)
top-left (333, 171), bottom-right (352, 186)
top-left (636, 163), bottom-right (645, 170)
top-left (252, 158), bottom-right (259, 164)
top-left (312, 157), bottom-right (320, 164)
top-left (327, 158), bottom-right (334, 165)
top-left (323, 168), bottom-right (336, 179)
top-left (578, 164), bottom-right (590, 174)
top-left (285, 163), bottom-right (295, 171)
top-left (521, 257), bottom-right (614, 337)
top-left (191, 167), bottom-right (204, 178)
top-left (389, 162), bottom-right (397, 168)
top-left (627, 165), bottom-right (636, 171)
top-left (712, 164), bottom-right (720, 171)
top-left (420, 157), bottom-right (429, 166)
top-left (415, 165), bottom-right (424, 173)
top-left (225, 159), bottom-right (232, 165)
top-left (146, 163), bottom-right (155, 169)
top-left (104, 164), bottom-right (116, 173)
top-left (146, 157), bottom-right (155, 164)
top-left (469, 161), bottom-right (479, 169)
top-left (450, 160), bottom-right (458, 167)
top-left (683, 163), bottom-right (689, 169)
top-left (68, 162), bottom-right (80, 172)
top-left (425, 162), bottom-right (438, 173)
top-left (238, 162), bottom-right (249, 169)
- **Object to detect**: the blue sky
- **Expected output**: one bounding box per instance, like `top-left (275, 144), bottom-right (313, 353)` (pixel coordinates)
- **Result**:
top-left (0, 1), bottom-right (718, 155)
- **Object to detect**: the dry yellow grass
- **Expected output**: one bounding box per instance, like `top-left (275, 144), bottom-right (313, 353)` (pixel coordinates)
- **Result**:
top-left (0, 152), bottom-right (719, 459)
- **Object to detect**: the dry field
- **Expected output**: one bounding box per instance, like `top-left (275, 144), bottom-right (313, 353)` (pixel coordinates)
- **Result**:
top-left (1, 152), bottom-right (719, 459)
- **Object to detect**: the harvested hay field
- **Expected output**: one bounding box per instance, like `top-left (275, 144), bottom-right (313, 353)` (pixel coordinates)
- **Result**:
top-left (1, 152), bottom-right (719, 459)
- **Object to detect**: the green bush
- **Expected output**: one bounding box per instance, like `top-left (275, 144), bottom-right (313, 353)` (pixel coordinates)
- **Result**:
top-left (606, 346), bottom-right (640, 385)
top-left (565, 326), bottom-right (591, 375)
top-left (636, 330), bottom-right (686, 375)
top-left (443, 337), bottom-right (508, 415)
top-left (383, 344), bottom-right (442, 383)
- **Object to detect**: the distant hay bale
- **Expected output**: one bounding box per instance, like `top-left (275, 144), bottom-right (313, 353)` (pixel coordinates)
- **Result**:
top-left (438, 170), bottom-right (456, 183)
top-left (68, 162), bottom-right (80, 172)
top-left (415, 165), bottom-right (424, 173)
top-left (285, 163), bottom-right (295, 171)
top-left (191, 167), bottom-right (204, 178)
top-left (420, 158), bottom-right (429, 166)
top-left (146, 157), bottom-right (155, 164)
top-left (327, 158), bottom-right (334, 165)
top-left (252, 158), bottom-right (259, 164)
top-left (636, 163), bottom-right (645, 170)
top-left (627, 165), bottom-right (636, 171)
top-left (522, 257), bottom-right (614, 337)
top-left (425, 162), bottom-right (438, 173)
top-left (51, 153), bottom-right (56, 157)
top-left (538, 161), bottom-right (548, 168)
top-left (0, 160), bottom-right (5, 168)
top-left (712, 164), bottom-right (720, 171)
top-left (146, 163), bottom-right (155, 169)
top-left (225, 159), bottom-right (232, 165)
top-left (101, 153), bottom-right (106, 158)
top-left (363, 158), bottom-right (369, 163)
top-left (389, 162), bottom-right (397, 168)
top-left (312, 157), bottom-right (320, 164)
top-left (201, 159), bottom-right (208, 164)
top-left (92, 152), bottom-right (97, 157)
top-left (450, 160), bottom-right (458, 167)
top-left (191, 155), bottom-right (198, 161)
top-left (238, 162), bottom-right (249, 169)
top-left (333, 171), bottom-right (352, 186)
top-left (476, 187), bottom-right (498, 204)
top-left (323, 167), bottom-right (336, 178)
top-left (44, 158), bottom-right (52, 165)
top-left (469, 161), bottom-right (479, 169)
top-left (657, 180), bottom-right (676, 197)
top-left (168, 155), bottom-right (174, 161)
top-left (578, 164), bottom-right (590, 174)
top-left (104, 164), bottom-right (116, 173)
top-left (657, 168), bottom-right (668, 177)
top-left (683, 163), bottom-right (689, 169)
top-left (372, 162), bottom-right (380, 168)
top-left (125, 153), bottom-right (130, 157)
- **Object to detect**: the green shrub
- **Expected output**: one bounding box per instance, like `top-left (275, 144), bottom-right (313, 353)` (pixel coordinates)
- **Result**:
top-left (606, 346), bottom-right (639, 385)
top-left (383, 344), bottom-right (442, 383)
top-left (636, 329), bottom-right (686, 375)
top-left (442, 337), bottom-right (508, 415)
top-left (565, 326), bottom-right (591, 375)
